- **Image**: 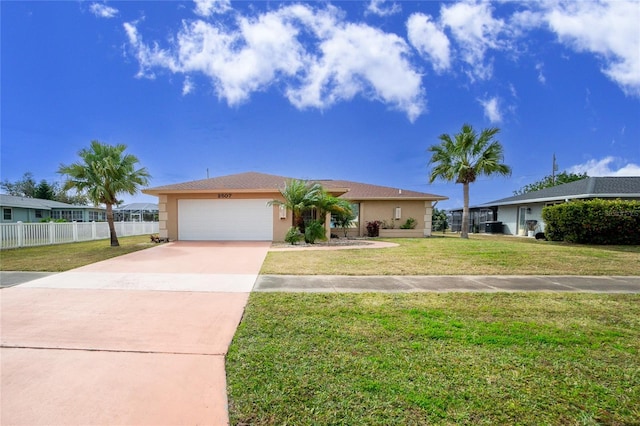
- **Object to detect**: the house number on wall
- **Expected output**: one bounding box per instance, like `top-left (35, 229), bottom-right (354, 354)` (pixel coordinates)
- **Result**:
top-left (217, 193), bottom-right (232, 198)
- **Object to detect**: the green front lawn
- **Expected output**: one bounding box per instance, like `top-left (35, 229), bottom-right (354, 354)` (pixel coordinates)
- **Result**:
top-left (0, 235), bottom-right (154, 271)
top-left (261, 235), bottom-right (640, 275)
top-left (227, 292), bottom-right (640, 425)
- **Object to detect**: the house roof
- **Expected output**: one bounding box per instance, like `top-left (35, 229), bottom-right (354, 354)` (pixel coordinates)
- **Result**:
top-left (0, 194), bottom-right (55, 210)
top-left (0, 194), bottom-right (103, 210)
top-left (143, 171), bottom-right (448, 201)
top-left (320, 180), bottom-right (447, 200)
top-left (481, 177), bottom-right (640, 207)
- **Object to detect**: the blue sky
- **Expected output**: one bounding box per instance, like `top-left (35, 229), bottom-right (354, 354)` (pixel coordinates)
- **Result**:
top-left (2, 0), bottom-right (639, 209)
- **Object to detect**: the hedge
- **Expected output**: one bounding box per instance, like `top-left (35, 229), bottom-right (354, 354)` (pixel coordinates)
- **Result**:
top-left (541, 199), bottom-right (640, 245)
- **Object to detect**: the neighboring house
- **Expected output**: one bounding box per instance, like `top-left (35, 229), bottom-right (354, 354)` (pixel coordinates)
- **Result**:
top-left (114, 203), bottom-right (159, 222)
top-left (142, 171), bottom-right (448, 241)
top-left (0, 194), bottom-right (106, 223)
top-left (450, 177), bottom-right (640, 235)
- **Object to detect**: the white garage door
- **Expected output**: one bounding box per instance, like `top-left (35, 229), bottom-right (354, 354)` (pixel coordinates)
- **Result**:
top-left (178, 199), bottom-right (273, 241)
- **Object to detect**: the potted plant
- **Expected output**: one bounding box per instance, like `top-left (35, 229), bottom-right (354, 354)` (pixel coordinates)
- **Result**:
top-left (525, 220), bottom-right (538, 237)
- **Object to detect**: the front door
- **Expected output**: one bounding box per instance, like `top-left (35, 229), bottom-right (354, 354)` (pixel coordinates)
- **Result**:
top-left (518, 207), bottom-right (527, 235)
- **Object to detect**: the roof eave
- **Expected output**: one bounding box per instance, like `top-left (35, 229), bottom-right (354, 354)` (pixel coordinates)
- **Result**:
top-left (343, 196), bottom-right (448, 201)
top-left (143, 188), bottom-right (285, 195)
top-left (485, 193), bottom-right (640, 207)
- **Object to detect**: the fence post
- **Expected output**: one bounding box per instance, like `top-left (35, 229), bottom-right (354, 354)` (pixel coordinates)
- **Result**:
top-left (91, 221), bottom-right (97, 240)
top-left (72, 221), bottom-right (78, 242)
top-left (17, 221), bottom-right (24, 247)
top-left (49, 221), bottom-right (55, 244)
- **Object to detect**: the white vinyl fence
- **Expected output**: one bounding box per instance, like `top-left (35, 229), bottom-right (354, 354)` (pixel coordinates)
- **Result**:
top-left (0, 221), bottom-right (159, 249)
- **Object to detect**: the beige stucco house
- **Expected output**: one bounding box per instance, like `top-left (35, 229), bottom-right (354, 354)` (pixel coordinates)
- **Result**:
top-left (143, 172), bottom-right (447, 241)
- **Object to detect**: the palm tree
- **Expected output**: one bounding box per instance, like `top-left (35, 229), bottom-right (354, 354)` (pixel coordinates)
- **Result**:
top-left (268, 179), bottom-right (323, 230)
top-left (58, 140), bottom-right (151, 247)
top-left (428, 124), bottom-right (511, 239)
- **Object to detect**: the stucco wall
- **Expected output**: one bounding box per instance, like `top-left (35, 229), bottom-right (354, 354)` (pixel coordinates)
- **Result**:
top-left (357, 200), bottom-right (432, 237)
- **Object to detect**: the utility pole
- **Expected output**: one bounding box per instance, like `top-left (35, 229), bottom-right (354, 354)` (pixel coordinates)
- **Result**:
top-left (552, 154), bottom-right (558, 185)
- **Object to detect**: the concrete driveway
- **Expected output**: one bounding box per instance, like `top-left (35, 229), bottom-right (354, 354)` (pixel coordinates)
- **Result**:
top-left (1, 241), bottom-right (270, 426)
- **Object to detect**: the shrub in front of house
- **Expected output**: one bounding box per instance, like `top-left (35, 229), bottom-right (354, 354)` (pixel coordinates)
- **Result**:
top-left (304, 220), bottom-right (325, 244)
top-left (285, 226), bottom-right (303, 245)
top-left (400, 217), bottom-right (417, 229)
top-left (366, 220), bottom-right (381, 237)
top-left (542, 199), bottom-right (640, 245)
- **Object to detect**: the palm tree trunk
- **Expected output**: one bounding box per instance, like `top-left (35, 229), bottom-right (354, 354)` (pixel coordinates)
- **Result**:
top-left (106, 203), bottom-right (120, 247)
top-left (461, 182), bottom-right (470, 239)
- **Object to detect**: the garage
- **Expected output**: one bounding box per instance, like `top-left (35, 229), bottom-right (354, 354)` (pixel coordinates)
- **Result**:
top-left (178, 199), bottom-right (273, 241)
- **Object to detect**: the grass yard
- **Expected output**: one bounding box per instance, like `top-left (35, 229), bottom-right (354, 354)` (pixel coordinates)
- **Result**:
top-left (227, 292), bottom-right (640, 425)
top-left (261, 235), bottom-right (640, 276)
top-left (0, 235), bottom-right (154, 271)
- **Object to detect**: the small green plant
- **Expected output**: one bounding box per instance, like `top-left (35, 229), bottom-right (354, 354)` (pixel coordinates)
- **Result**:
top-left (304, 220), bottom-right (325, 244)
top-left (284, 226), bottom-right (303, 245)
top-left (400, 217), bottom-right (417, 229)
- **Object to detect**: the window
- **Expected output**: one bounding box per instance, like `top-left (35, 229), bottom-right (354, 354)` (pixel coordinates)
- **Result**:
top-left (88, 211), bottom-right (105, 221)
top-left (52, 210), bottom-right (83, 221)
top-left (35, 210), bottom-right (43, 219)
top-left (3, 208), bottom-right (12, 221)
top-left (302, 208), bottom-right (318, 224)
top-left (330, 203), bottom-right (359, 229)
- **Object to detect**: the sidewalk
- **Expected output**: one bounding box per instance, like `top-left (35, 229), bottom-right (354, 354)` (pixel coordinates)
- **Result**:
top-left (255, 275), bottom-right (640, 293)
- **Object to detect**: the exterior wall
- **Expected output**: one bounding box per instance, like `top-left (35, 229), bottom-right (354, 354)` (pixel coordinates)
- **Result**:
top-left (154, 192), bottom-right (438, 241)
top-left (0, 205), bottom-right (102, 223)
top-left (498, 203), bottom-right (545, 235)
top-left (161, 192), bottom-right (289, 241)
top-left (357, 200), bottom-right (432, 237)
top-left (498, 206), bottom-right (518, 235)
top-left (0, 207), bottom-right (51, 223)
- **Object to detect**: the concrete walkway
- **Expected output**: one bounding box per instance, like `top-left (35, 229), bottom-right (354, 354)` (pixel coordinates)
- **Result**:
top-left (1, 241), bottom-right (270, 426)
top-left (255, 275), bottom-right (640, 293)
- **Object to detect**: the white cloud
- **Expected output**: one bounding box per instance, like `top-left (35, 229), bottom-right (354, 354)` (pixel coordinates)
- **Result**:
top-left (535, 62), bottom-right (546, 84)
top-left (89, 3), bottom-right (118, 19)
top-left (286, 22), bottom-right (424, 121)
top-left (543, 0), bottom-right (640, 97)
top-left (478, 96), bottom-right (502, 123)
top-left (406, 13), bottom-right (451, 73)
top-left (439, 1), bottom-right (506, 80)
top-left (124, 4), bottom-right (425, 121)
top-left (182, 76), bottom-right (194, 95)
top-left (193, 0), bottom-right (231, 17)
top-left (569, 156), bottom-right (640, 176)
top-left (366, 0), bottom-right (401, 17)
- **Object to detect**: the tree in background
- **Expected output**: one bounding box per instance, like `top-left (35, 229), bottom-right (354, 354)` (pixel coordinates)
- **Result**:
top-left (1, 172), bottom-right (37, 197)
top-left (428, 124), bottom-right (511, 239)
top-left (1, 172), bottom-right (90, 205)
top-left (58, 141), bottom-right (150, 247)
top-left (513, 171), bottom-right (587, 195)
top-left (431, 207), bottom-right (448, 232)
top-left (34, 180), bottom-right (56, 200)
